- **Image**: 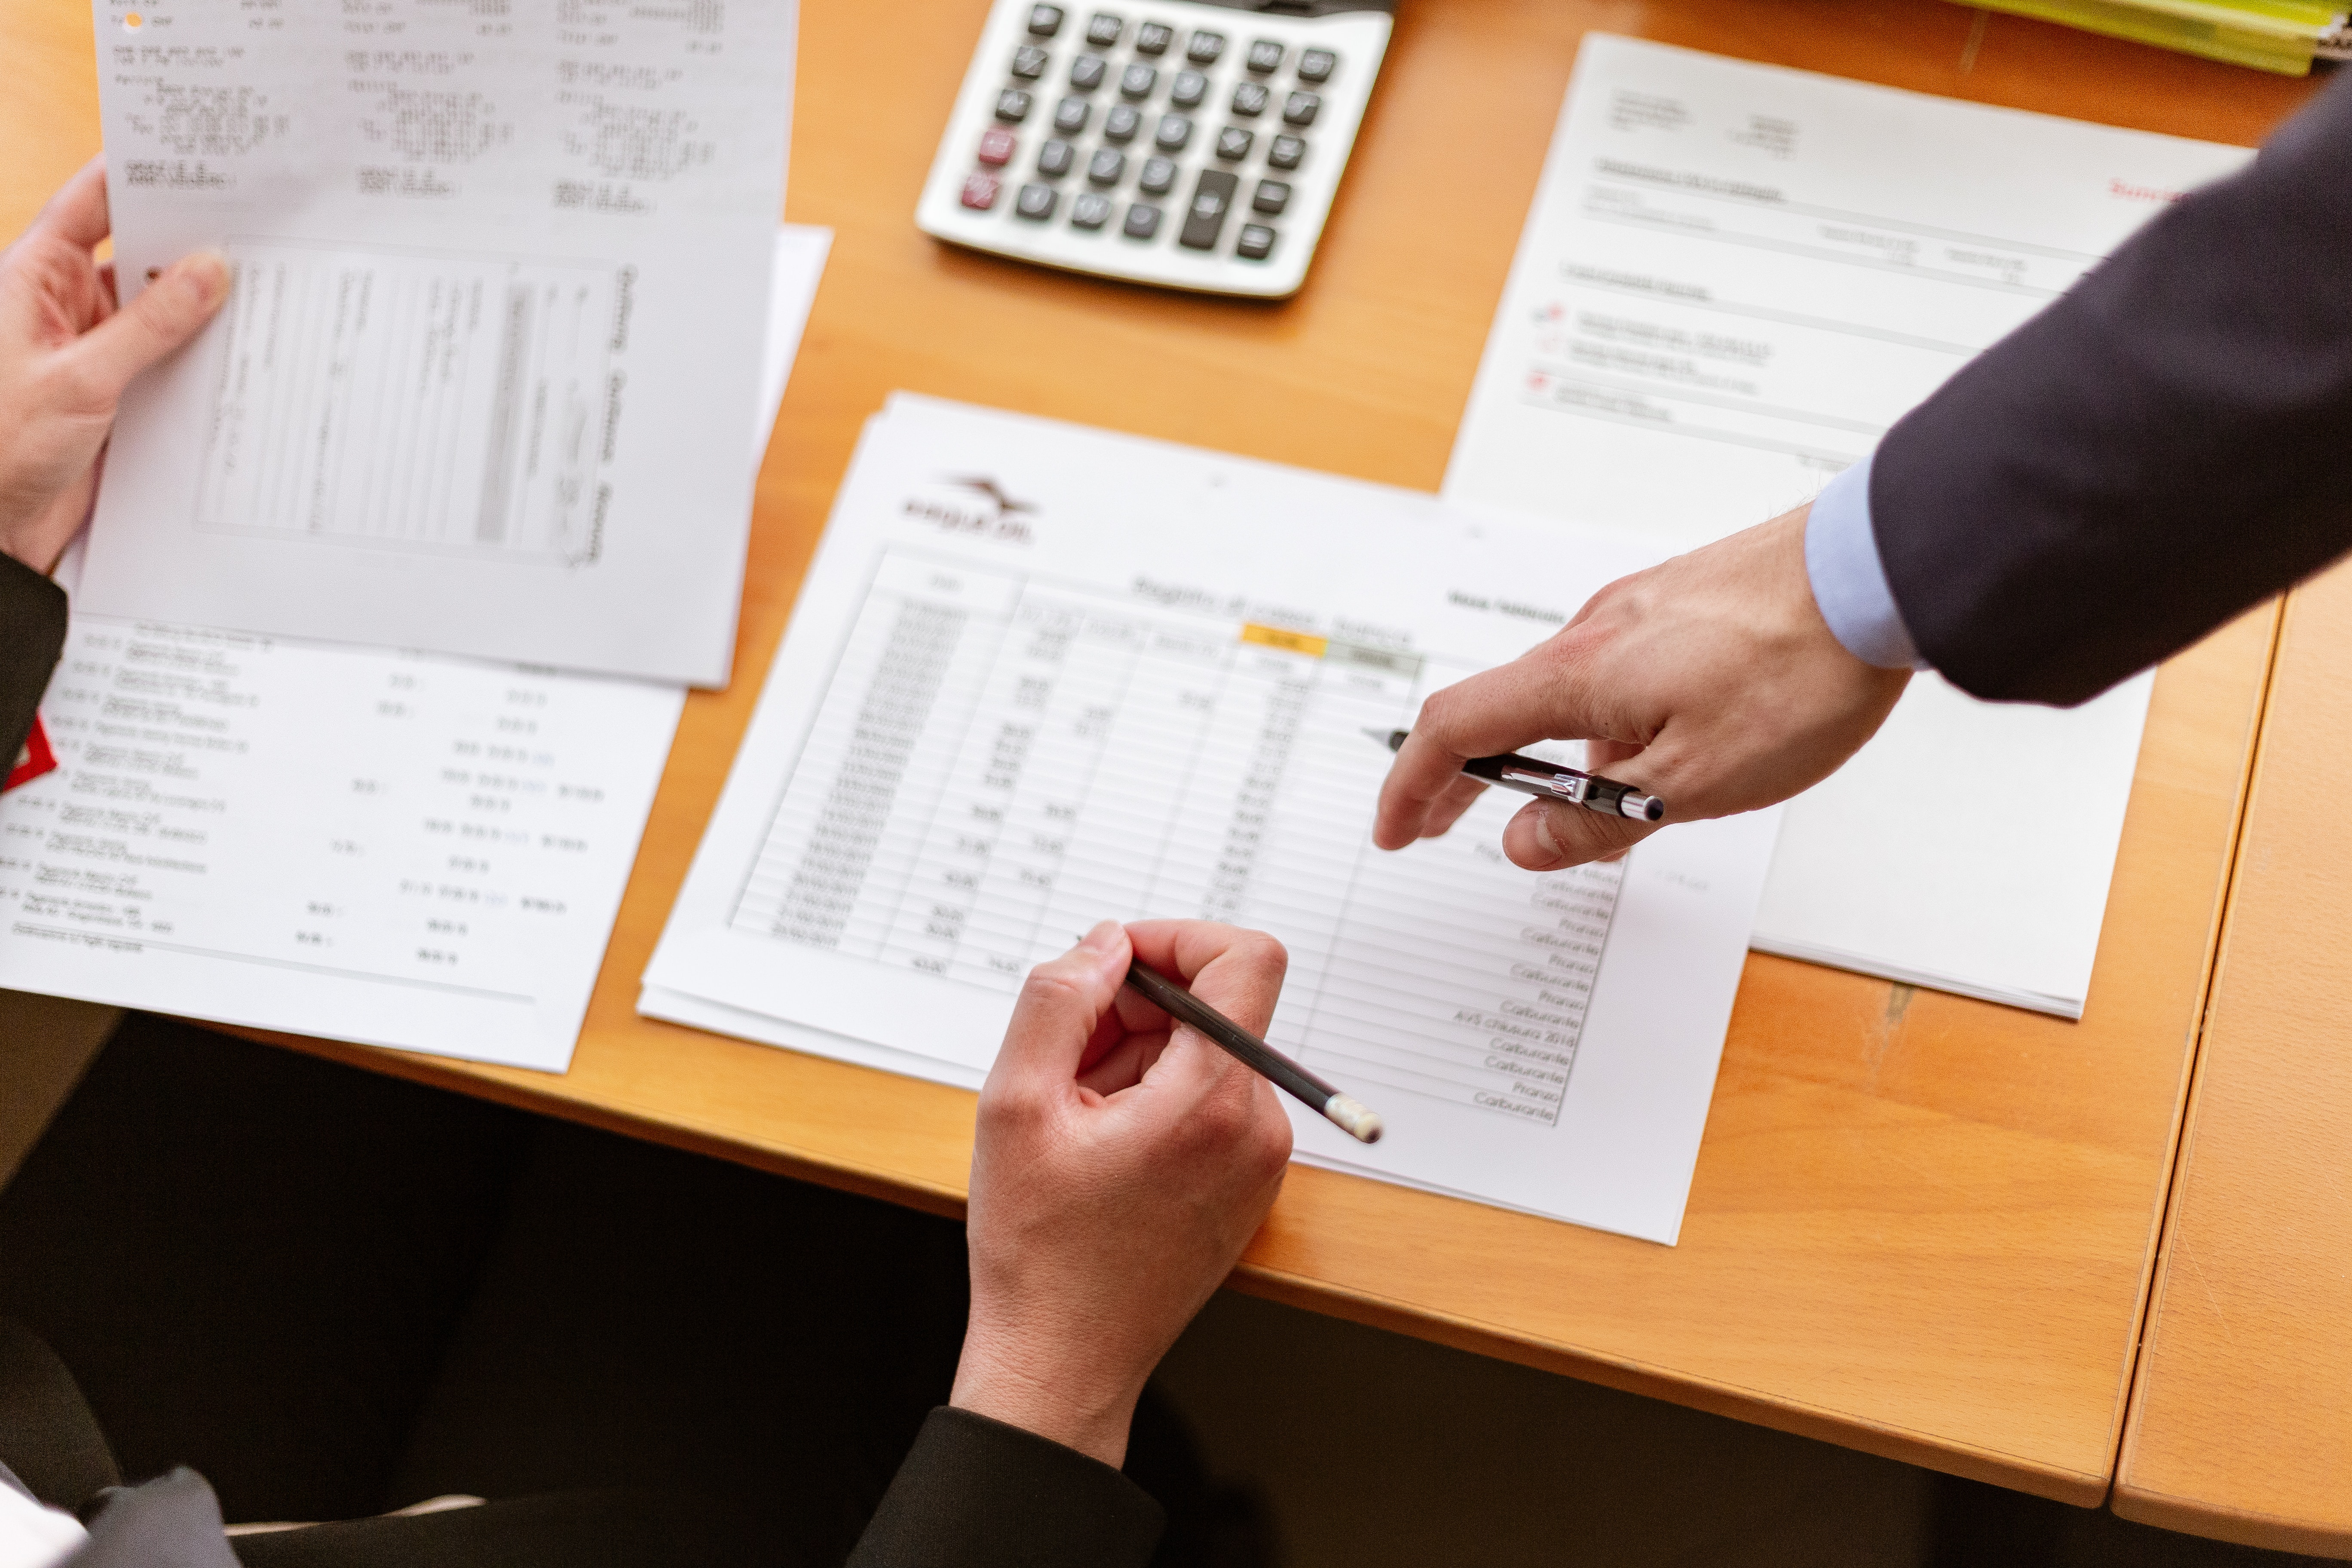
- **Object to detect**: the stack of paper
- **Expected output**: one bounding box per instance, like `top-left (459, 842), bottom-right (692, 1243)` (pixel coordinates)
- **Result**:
top-left (1446, 37), bottom-right (2251, 1017)
top-left (0, 232), bottom-right (829, 1072)
top-left (643, 394), bottom-right (1785, 1244)
top-left (0, 0), bottom-right (822, 1071)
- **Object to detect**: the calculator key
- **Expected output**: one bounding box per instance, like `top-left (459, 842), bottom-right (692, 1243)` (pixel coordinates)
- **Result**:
top-left (995, 89), bottom-right (1033, 123)
top-left (1069, 54), bottom-right (1106, 91)
top-left (1085, 10), bottom-right (1122, 45)
top-left (1268, 134), bottom-right (1305, 170)
top-left (1134, 21), bottom-right (1172, 54)
top-left (1120, 62), bottom-right (1156, 98)
top-left (1170, 69), bottom-right (1207, 108)
top-left (1297, 47), bottom-right (1335, 82)
top-left (1230, 81), bottom-right (1268, 117)
top-left (977, 128), bottom-right (1017, 166)
top-left (1283, 91), bottom-right (1320, 127)
top-left (1246, 38), bottom-right (1283, 73)
top-left (1124, 202), bottom-right (1162, 239)
top-left (1236, 223), bottom-right (1276, 260)
top-left (1016, 182), bottom-right (1058, 220)
top-left (1011, 45), bottom-right (1049, 79)
top-left (1027, 5), bottom-right (1064, 37)
top-left (1087, 147), bottom-right (1125, 185)
top-left (1186, 29), bottom-right (1225, 64)
top-left (1054, 96), bottom-right (1090, 133)
top-left (1102, 103), bottom-right (1141, 141)
top-left (1252, 178), bottom-right (1289, 214)
top-left (1038, 138), bottom-right (1075, 177)
top-left (1138, 155), bottom-right (1176, 195)
top-left (1179, 168), bottom-right (1238, 250)
top-left (959, 172), bottom-right (1001, 210)
top-left (1071, 190), bottom-right (1113, 229)
top-left (1214, 126), bottom-right (1252, 161)
top-left (1154, 113), bottom-right (1192, 152)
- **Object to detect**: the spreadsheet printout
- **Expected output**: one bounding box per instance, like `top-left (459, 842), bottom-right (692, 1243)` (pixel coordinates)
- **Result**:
top-left (0, 229), bottom-right (828, 1072)
top-left (646, 396), bottom-right (1784, 1243)
top-left (77, 0), bottom-right (797, 686)
top-left (1444, 37), bottom-right (2248, 1016)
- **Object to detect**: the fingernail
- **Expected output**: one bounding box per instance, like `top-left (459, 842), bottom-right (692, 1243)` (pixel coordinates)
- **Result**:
top-left (1531, 807), bottom-right (1562, 863)
top-left (1077, 920), bottom-right (1123, 956)
top-left (178, 250), bottom-right (230, 306)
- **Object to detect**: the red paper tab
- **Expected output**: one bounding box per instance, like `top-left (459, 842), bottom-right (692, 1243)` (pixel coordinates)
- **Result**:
top-left (6, 715), bottom-right (56, 793)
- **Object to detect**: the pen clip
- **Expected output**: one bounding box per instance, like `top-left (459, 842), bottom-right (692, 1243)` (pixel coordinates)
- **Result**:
top-left (1501, 766), bottom-right (1589, 803)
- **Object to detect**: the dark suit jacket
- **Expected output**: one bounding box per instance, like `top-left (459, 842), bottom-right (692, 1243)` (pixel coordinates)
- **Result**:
top-left (1872, 72), bottom-right (2352, 706)
top-left (0, 567), bottom-right (1160, 1564)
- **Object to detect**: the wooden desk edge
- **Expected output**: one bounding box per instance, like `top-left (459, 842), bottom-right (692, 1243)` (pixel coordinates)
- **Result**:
top-left (2110, 1482), bottom-right (2352, 1560)
top-left (2107, 593), bottom-right (2349, 1554)
top-left (2098, 597), bottom-right (2288, 1510)
top-left (229, 1020), bottom-right (2110, 1503)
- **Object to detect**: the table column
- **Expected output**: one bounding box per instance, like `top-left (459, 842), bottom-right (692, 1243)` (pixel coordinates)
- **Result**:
top-left (733, 554), bottom-right (1016, 959)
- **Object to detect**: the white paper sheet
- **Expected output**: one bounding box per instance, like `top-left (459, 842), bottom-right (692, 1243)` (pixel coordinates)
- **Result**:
top-left (77, 0), bottom-right (799, 686)
top-left (0, 228), bottom-right (830, 1072)
top-left (1443, 36), bottom-right (2251, 1016)
top-left (643, 394), bottom-right (1782, 1243)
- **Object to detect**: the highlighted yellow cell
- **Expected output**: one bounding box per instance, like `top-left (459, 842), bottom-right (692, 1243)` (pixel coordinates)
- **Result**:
top-left (1239, 624), bottom-right (1327, 657)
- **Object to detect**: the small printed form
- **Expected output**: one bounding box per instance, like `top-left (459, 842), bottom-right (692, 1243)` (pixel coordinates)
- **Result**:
top-left (1445, 37), bottom-right (2252, 1015)
top-left (77, 0), bottom-right (797, 685)
top-left (645, 395), bottom-right (1784, 1243)
top-left (0, 229), bottom-right (829, 1072)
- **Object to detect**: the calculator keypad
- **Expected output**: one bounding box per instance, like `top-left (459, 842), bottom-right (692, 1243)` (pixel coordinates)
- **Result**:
top-left (928, 1), bottom-right (1381, 288)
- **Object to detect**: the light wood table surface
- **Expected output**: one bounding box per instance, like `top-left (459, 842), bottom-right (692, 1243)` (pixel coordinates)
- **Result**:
top-left (2112, 556), bottom-right (2352, 1556)
top-left (2, 0), bottom-right (2320, 1505)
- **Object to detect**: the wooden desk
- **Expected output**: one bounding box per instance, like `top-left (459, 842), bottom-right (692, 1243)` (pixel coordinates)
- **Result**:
top-left (2111, 560), bottom-right (2352, 1555)
top-left (2, 0), bottom-right (2317, 1504)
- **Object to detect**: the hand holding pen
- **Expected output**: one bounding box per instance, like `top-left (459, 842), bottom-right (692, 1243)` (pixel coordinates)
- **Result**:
top-left (1369, 513), bottom-right (1910, 871)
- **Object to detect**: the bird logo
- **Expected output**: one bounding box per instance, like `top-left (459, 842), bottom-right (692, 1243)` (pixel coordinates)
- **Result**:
top-left (942, 476), bottom-right (1041, 517)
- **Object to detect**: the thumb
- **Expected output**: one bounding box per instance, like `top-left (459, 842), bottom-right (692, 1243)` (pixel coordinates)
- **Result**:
top-left (62, 249), bottom-right (230, 404)
top-left (1501, 796), bottom-right (1656, 871)
top-left (992, 922), bottom-right (1130, 1090)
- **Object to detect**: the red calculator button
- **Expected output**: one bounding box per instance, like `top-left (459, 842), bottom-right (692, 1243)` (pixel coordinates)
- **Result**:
top-left (977, 129), bottom-right (1017, 166)
top-left (960, 172), bottom-right (1002, 209)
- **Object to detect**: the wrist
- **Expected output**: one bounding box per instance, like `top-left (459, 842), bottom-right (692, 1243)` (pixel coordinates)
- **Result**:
top-left (949, 1321), bottom-right (1146, 1468)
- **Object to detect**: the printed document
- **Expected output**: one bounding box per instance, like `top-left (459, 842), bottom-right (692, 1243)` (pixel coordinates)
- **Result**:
top-left (1445, 37), bottom-right (2251, 1015)
top-left (77, 0), bottom-right (798, 686)
top-left (644, 395), bottom-right (1784, 1244)
top-left (0, 229), bottom-right (830, 1073)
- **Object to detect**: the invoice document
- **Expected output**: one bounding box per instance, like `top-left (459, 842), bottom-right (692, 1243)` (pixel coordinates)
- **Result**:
top-left (644, 395), bottom-right (1784, 1243)
top-left (0, 228), bottom-right (829, 1073)
top-left (1445, 37), bottom-right (2252, 1016)
top-left (77, 0), bottom-right (798, 686)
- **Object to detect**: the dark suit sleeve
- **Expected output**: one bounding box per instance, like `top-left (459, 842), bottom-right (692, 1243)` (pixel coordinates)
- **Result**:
top-left (845, 1408), bottom-right (1164, 1568)
top-left (1872, 72), bottom-right (2352, 705)
top-left (1, 553), bottom-right (69, 765)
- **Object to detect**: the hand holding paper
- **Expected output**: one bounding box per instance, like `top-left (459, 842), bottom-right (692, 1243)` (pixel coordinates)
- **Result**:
top-left (0, 157), bottom-right (225, 574)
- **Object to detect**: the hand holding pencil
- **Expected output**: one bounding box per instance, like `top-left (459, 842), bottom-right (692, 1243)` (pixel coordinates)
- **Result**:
top-left (952, 919), bottom-right (1296, 1468)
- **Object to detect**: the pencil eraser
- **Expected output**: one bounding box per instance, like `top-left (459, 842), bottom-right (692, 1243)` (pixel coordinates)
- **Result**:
top-left (1323, 1093), bottom-right (1384, 1145)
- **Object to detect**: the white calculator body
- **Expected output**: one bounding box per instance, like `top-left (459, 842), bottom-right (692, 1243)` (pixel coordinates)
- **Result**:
top-left (916, 0), bottom-right (1394, 299)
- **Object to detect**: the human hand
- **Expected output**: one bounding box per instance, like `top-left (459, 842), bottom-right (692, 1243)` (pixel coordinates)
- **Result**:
top-left (0, 156), bottom-right (229, 574)
top-left (952, 919), bottom-right (1293, 1468)
top-left (1373, 505), bottom-right (1911, 870)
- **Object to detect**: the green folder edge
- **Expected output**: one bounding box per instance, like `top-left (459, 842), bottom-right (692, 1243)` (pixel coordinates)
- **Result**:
top-left (1959, 0), bottom-right (2330, 73)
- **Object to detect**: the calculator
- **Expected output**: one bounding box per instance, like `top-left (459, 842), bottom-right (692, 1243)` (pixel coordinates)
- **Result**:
top-left (915, 1), bottom-right (1395, 299)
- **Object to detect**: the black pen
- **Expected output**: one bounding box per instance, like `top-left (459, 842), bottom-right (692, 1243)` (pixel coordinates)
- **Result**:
top-left (1366, 728), bottom-right (1666, 822)
top-left (1118, 955), bottom-right (1384, 1145)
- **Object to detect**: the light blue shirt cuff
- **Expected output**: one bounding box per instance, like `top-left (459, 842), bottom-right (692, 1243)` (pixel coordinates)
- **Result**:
top-left (1803, 453), bottom-right (1924, 671)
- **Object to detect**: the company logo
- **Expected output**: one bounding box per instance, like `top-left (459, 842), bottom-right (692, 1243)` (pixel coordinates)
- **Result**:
top-left (900, 474), bottom-right (1037, 543)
